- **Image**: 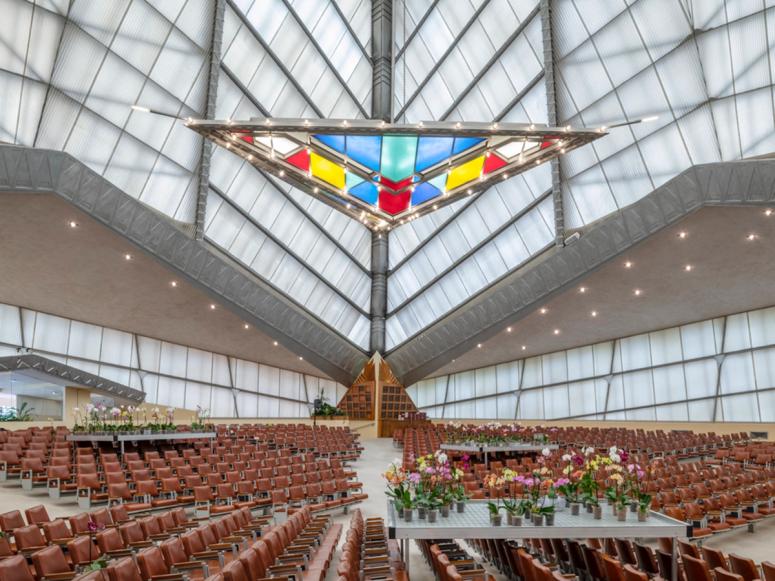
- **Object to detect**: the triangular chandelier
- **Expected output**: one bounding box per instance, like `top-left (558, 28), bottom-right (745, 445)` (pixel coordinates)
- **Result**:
top-left (188, 117), bottom-right (605, 229)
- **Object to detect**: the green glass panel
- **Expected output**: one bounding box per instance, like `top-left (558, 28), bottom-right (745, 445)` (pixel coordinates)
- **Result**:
top-left (346, 171), bottom-right (364, 191)
top-left (380, 135), bottom-right (417, 181)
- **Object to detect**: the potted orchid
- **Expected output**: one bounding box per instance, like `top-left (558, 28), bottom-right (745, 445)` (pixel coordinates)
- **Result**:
top-left (626, 462), bottom-right (651, 521)
top-left (383, 460), bottom-right (409, 514)
top-left (604, 447), bottom-right (628, 520)
top-left (484, 473), bottom-right (504, 526)
top-left (501, 468), bottom-right (523, 526)
top-left (558, 450), bottom-right (585, 515)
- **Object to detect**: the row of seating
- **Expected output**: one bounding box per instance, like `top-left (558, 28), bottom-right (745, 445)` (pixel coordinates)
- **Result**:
top-left (419, 539), bottom-right (495, 581)
top-left (336, 510), bottom-right (406, 581)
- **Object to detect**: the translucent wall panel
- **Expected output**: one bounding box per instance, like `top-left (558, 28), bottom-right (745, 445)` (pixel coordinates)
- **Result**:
top-left (556, 1), bottom-right (775, 229)
top-left (408, 305), bottom-right (775, 422)
top-left (205, 189), bottom-right (370, 349)
top-left (0, 302), bottom-right (345, 419)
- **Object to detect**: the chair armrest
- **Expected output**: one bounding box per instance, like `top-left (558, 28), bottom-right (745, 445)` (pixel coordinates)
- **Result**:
top-left (128, 541), bottom-right (154, 548)
top-left (149, 575), bottom-right (186, 581)
top-left (105, 549), bottom-right (135, 559)
top-left (191, 551), bottom-right (221, 560)
top-left (207, 543), bottom-right (234, 550)
top-left (41, 573), bottom-right (77, 581)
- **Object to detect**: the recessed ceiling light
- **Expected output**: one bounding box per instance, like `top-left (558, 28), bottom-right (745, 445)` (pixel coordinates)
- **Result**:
top-left (747, 233), bottom-right (757, 241)
top-left (678, 231), bottom-right (687, 239)
top-left (521, 345), bottom-right (526, 351)
top-left (243, 323), bottom-right (249, 329)
top-left (477, 343), bottom-right (482, 348)
top-left (684, 264), bottom-right (693, 272)
top-left (634, 289), bottom-right (642, 296)
top-left (124, 254), bottom-right (132, 261)
top-left (273, 341), bottom-right (278, 346)
top-left (579, 286), bottom-right (587, 293)
top-left (765, 209), bottom-right (773, 217)
top-left (209, 304), bottom-right (216, 310)
top-left (298, 356), bottom-right (303, 361)
top-left (624, 261), bottom-right (633, 268)
top-left (68, 221), bottom-right (78, 228)
top-left (591, 310), bottom-right (598, 317)
top-left (539, 308), bottom-right (548, 315)
top-left (553, 329), bottom-right (560, 335)
top-left (506, 327), bottom-right (512, 333)
top-left (170, 281), bottom-right (178, 288)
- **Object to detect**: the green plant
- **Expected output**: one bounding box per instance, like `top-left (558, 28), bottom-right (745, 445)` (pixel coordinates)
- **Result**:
top-left (0, 402), bottom-right (35, 421)
top-left (502, 498), bottom-right (524, 516)
top-left (313, 402), bottom-right (344, 417)
top-left (486, 500), bottom-right (501, 516)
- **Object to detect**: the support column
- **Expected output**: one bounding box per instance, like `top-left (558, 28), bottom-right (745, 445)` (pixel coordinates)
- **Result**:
top-left (540, 0), bottom-right (564, 247)
top-left (194, 0), bottom-right (225, 240)
top-left (370, 233), bottom-right (388, 353)
top-left (369, 0), bottom-right (392, 354)
top-left (371, 0), bottom-right (393, 122)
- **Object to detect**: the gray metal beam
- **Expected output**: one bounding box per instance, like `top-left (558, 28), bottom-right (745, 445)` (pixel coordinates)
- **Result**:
top-left (385, 158), bottom-right (775, 385)
top-left (0, 354), bottom-right (145, 402)
top-left (394, 0), bottom-right (439, 61)
top-left (0, 144), bottom-right (368, 385)
top-left (195, 0), bottom-right (225, 241)
top-left (371, 0), bottom-right (393, 122)
top-left (370, 232), bottom-right (389, 353)
top-left (540, 0), bottom-right (564, 247)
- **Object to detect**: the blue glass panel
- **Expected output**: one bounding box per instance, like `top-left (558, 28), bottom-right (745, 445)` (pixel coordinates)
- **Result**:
top-left (411, 182), bottom-right (440, 206)
top-left (315, 134), bottom-right (346, 153)
top-left (429, 174), bottom-right (447, 192)
top-left (346, 172), bottom-right (364, 191)
top-left (415, 137), bottom-right (454, 172)
top-left (349, 181), bottom-right (378, 205)
top-left (346, 136), bottom-right (382, 172)
top-left (452, 137), bottom-right (485, 155)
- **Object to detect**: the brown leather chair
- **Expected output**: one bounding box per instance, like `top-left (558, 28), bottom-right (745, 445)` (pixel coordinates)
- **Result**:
top-left (716, 569), bottom-right (745, 581)
top-left (159, 537), bottom-right (212, 579)
top-left (106, 558), bottom-right (144, 581)
top-left (110, 504), bottom-right (130, 524)
top-left (683, 555), bottom-right (713, 581)
top-left (137, 546), bottom-right (183, 581)
top-left (0, 555), bottom-right (35, 581)
top-left (677, 539), bottom-right (701, 559)
top-left (119, 522), bottom-right (152, 549)
top-left (67, 535), bottom-right (103, 567)
top-left (13, 524), bottom-right (47, 552)
top-left (24, 505), bottom-right (51, 525)
top-left (69, 513), bottom-right (92, 535)
top-left (221, 561), bottom-right (249, 581)
top-left (701, 547), bottom-right (729, 571)
top-left (91, 508), bottom-right (114, 529)
top-left (602, 555), bottom-right (624, 581)
top-left (31, 545), bottom-right (76, 580)
top-left (97, 527), bottom-right (129, 555)
top-left (623, 565), bottom-right (648, 581)
top-left (729, 554), bottom-right (762, 581)
top-left (42, 519), bottom-right (74, 544)
top-left (0, 511), bottom-right (25, 532)
top-left (762, 562), bottom-right (775, 581)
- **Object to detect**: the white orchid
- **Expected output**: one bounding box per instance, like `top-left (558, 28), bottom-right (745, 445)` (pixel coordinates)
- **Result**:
top-left (584, 446), bottom-right (595, 456)
top-left (609, 446), bottom-right (618, 455)
top-left (437, 453), bottom-right (448, 465)
top-left (73, 407), bottom-right (80, 413)
top-left (541, 448), bottom-right (551, 457)
top-left (562, 454), bottom-right (572, 462)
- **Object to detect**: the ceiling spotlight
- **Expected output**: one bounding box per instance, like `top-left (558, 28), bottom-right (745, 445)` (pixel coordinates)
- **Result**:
top-left (539, 307), bottom-right (548, 315)
top-left (634, 289), bottom-right (642, 296)
top-left (553, 329), bottom-right (561, 335)
top-left (591, 310), bottom-right (598, 317)
top-left (68, 221), bottom-right (79, 228)
top-left (624, 261), bottom-right (632, 268)
top-left (467, 189), bottom-right (472, 195)
top-left (507, 327), bottom-right (512, 333)
top-left (273, 341), bottom-right (278, 346)
top-left (521, 345), bottom-right (527, 351)
top-left (678, 231), bottom-right (687, 239)
top-left (477, 343), bottom-right (482, 348)
top-left (124, 254), bottom-right (132, 261)
top-left (279, 170), bottom-right (285, 177)
top-left (298, 356), bottom-right (303, 360)
top-left (209, 304), bottom-right (216, 310)
top-left (170, 281), bottom-right (178, 288)
top-left (579, 286), bottom-right (587, 293)
top-left (684, 264), bottom-right (693, 272)
top-left (747, 233), bottom-right (757, 241)
top-left (313, 187), bottom-right (319, 193)
top-left (455, 122), bottom-right (461, 129)
top-left (502, 173), bottom-right (509, 180)
top-left (243, 323), bottom-right (249, 329)
top-left (765, 209), bottom-right (773, 217)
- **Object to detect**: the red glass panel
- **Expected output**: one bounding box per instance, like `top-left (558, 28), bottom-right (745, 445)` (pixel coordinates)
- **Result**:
top-left (285, 149), bottom-right (310, 172)
top-left (379, 174), bottom-right (413, 193)
top-left (482, 153), bottom-right (507, 174)
top-left (378, 190), bottom-right (411, 215)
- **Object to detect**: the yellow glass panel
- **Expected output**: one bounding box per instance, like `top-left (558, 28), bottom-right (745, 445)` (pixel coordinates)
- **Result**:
top-left (446, 156), bottom-right (484, 191)
top-left (310, 152), bottom-right (345, 190)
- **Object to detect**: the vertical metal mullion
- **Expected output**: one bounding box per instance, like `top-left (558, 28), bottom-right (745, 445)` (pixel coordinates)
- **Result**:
top-left (711, 316), bottom-right (729, 422)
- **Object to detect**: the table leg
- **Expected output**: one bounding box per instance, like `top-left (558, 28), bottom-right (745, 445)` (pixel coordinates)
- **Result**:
top-left (671, 538), bottom-right (677, 581)
top-left (403, 539), bottom-right (410, 575)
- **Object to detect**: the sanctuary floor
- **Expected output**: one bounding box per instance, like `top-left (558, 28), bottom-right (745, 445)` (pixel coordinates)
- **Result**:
top-left (2, 437), bottom-right (774, 581)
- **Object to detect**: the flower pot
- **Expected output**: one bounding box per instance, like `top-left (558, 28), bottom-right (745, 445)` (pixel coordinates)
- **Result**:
top-left (441, 505), bottom-right (450, 518)
top-left (418, 507), bottom-right (427, 520)
top-left (638, 510), bottom-right (648, 522)
top-left (428, 509), bottom-right (438, 523)
top-left (545, 513), bottom-right (555, 526)
top-left (570, 503), bottom-right (580, 516)
top-left (630, 501), bottom-right (638, 513)
top-left (586, 503), bottom-right (594, 513)
top-left (532, 514), bottom-right (544, 526)
top-left (617, 508), bottom-right (627, 522)
top-left (490, 515), bottom-right (502, 526)
top-left (456, 501), bottom-right (466, 513)
top-left (403, 508), bottom-right (413, 522)
top-left (523, 510), bottom-right (532, 522)
top-left (593, 506), bottom-right (603, 520)
top-left (507, 514), bottom-right (522, 526)
top-left (393, 501), bottom-right (402, 514)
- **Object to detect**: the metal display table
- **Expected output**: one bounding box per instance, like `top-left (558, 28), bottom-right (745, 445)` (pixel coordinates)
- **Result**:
top-left (440, 442), bottom-right (560, 468)
top-left (68, 432), bottom-right (216, 454)
top-left (387, 501), bottom-right (687, 580)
